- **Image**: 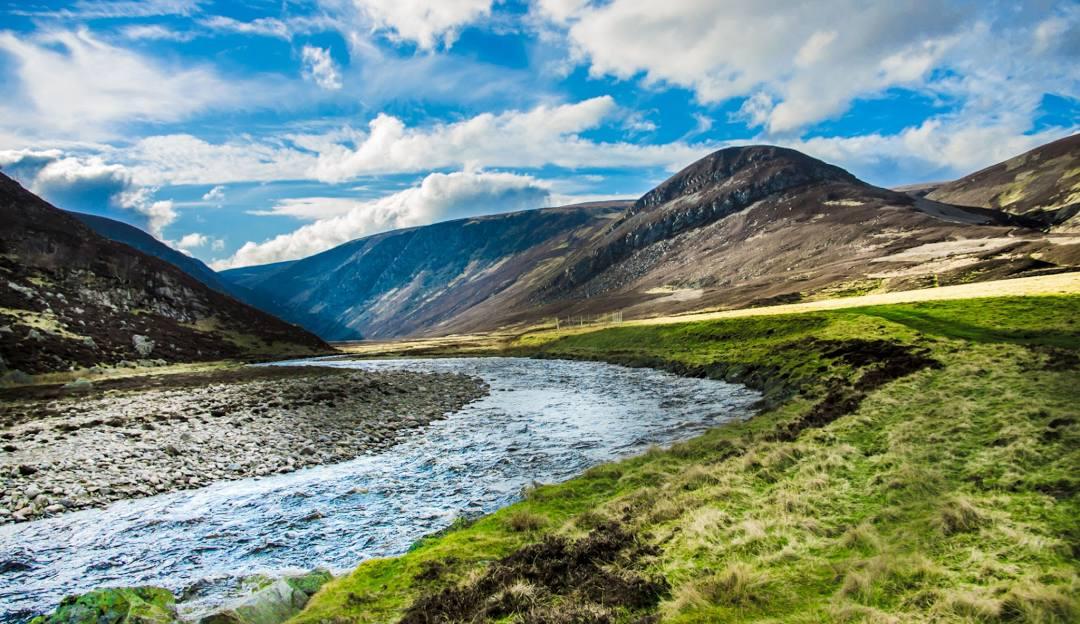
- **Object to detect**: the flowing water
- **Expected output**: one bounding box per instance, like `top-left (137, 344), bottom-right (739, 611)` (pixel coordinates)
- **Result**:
top-left (0, 357), bottom-right (759, 622)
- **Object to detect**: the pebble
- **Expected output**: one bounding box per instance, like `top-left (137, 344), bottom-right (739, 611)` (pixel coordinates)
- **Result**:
top-left (0, 368), bottom-right (487, 524)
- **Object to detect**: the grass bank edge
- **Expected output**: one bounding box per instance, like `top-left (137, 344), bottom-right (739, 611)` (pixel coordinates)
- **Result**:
top-left (294, 295), bottom-right (1079, 623)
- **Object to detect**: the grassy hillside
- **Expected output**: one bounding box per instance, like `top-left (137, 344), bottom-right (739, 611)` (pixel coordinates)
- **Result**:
top-left (295, 296), bottom-right (1079, 623)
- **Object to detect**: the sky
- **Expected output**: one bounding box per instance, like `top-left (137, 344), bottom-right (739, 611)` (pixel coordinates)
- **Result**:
top-left (0, 0), bottom-right (1077, 269)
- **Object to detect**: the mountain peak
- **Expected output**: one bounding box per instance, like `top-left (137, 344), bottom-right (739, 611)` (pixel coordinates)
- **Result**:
top-left (632, 144), bottom-right (857, 214)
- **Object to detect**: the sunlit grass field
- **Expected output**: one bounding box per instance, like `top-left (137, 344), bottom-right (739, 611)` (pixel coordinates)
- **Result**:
top-left (296, 295), bottom-right (1079, 623)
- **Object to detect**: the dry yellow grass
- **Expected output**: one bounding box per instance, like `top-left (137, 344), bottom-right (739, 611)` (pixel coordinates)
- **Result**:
top-left (626, 271), bottom-right (1080, 327)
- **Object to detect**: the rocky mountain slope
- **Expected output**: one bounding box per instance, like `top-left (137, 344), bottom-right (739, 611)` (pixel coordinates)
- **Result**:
top-left (220, 202), bottom-right (629, 340)
top-left (0, 172), bottom-right (328, 377)
top-left (926, 133), bottom-right (1079, 230)
top-left (222, 141), bottom-right (1079, 340)
top-left (69, 212), bottom-right (325, 336)
top-left (508, 145), bottom-right (1078, 325)
top-left (69, 212), bottom-right (238, 296)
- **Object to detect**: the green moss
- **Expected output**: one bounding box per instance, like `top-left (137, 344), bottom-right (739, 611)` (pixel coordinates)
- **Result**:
top-left (284, 569), bottom-right (334, 597)
top-left (292, 295), bottom-right (1080, 624)
top-left (32, 587), bottom-right (176, 624)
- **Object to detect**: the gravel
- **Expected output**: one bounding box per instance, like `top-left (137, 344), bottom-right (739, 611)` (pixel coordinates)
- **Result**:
top-left (0, 366), bottom-right (487, 524)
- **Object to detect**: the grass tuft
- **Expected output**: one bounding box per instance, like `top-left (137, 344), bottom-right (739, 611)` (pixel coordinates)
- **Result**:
top-left (505, 510), bottom-right (548, 533)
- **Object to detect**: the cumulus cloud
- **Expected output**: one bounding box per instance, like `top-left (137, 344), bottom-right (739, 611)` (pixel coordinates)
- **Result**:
top-left (202, 185), bottom-right (226, 201)
top-left (0, 29), bottom-right (242, 138)
top-left (301, 46), bottom-right (343, 90)
top-left (311, 96), bottom-right (706, 182)
top-left (784, 119), bottom-right (1077, 186)
top-left (173, 231), bottom-right (223, 251)
top-left (0, 149), bottom-right (177, 237)
top-left (334, 0), bottom-right (494, 49)
top-left (539, 0), bottom-right (1079, 134)
top-left (214, 169), bottom-right (551, 269)
top-left (104, 99), bottom-right (708, 187)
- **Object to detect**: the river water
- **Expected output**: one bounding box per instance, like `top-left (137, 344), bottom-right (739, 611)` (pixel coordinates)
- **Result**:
top-left (0, 357), bottom-right (759, 622)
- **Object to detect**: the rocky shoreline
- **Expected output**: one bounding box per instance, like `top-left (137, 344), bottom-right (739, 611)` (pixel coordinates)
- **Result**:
top-left (0, 365), bottom-right (487, 524)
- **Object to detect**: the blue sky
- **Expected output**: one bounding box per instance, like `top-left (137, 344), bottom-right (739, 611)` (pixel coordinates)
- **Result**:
top-left (0, 0), bottom-right (1076, 268)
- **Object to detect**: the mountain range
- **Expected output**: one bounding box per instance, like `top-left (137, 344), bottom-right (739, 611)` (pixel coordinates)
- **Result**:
top-left (221, 136), bottom-right (1079, 339)
top-left (2, 134), bottom-right (1077, 369)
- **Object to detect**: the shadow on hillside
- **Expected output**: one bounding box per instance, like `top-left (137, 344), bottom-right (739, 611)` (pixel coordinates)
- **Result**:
top-left (850, 307), bottom-right (1079, 349)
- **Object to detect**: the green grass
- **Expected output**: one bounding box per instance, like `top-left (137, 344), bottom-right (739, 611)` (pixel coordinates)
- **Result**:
top-left (293, 295), bottom-right (1080, 624)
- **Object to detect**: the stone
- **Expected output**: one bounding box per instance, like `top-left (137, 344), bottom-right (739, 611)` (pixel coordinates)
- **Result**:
top-left (198, 579), bottom-right (308, 624)
top-left (63, 379), bottom-right (93, 392)
top-left (29, 587), bottom-right (177, 624)
top-left (132, 335), bottom-right (155, 358)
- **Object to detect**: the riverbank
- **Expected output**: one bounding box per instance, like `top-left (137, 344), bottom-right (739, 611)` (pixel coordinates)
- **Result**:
top-left (296, 295), bottom-right (1079, 623)
top-left (0, 365), bottom-right (487, 524)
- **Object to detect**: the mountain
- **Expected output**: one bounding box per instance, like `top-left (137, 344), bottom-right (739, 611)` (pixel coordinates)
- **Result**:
top-left (925, 133), bottom-right (1080, 231)
top-left (0, 172), bottom-right (329, 377)
top-left (68, 212), bottom-right (332, 337)
top-left (223, 143), bottom-right (1079, 340)
top-left (220, 201), bottom-right (630, 339)
top-left (69, 211), bottom-right (237, 296)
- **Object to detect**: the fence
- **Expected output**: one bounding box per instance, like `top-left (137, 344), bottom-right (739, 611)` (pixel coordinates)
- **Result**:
top-left (553, 311), bottom-right (624, 330)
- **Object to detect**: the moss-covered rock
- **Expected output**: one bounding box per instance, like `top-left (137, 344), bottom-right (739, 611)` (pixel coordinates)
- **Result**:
top-left (30, 587), bottom-right (177, 624)
top-left (283, 569), bottom-right (332, 597)
top-left (199, 570), bottom-right (332, 624)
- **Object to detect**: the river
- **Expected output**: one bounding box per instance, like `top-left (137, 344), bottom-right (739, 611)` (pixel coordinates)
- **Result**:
top-left (0, 357), bottom-right (759, 622)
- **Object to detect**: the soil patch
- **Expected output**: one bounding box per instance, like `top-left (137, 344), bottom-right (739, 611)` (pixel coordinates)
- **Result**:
top-left (400, 522), bottom-right (667, 624)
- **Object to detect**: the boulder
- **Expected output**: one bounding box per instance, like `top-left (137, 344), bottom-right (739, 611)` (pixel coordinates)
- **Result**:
top-left (30, 587), bottom-right (177, 624)
top-left (199, 569), bottom-right (332, 624)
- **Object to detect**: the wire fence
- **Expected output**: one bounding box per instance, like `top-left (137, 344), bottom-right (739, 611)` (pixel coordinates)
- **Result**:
top-left (553, 311), bottom-right (624, 329)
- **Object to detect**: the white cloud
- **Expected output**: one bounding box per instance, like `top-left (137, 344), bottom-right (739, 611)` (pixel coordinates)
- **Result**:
top-left (337, 0), bottom-right (494, 49)
top-left (0, 29), bottom-right (242, 138)
top-left (199, 15), bottom-right (291, 39)
top-left (780, 118), bottom-right (1078, 186)
top-left (0, 149), bottom-right (178, 237)
top-left (214, 169), bottom-right (551, 268)
top-left (249, 197), bottom-right (365, 220)
top-left (108, 98), bottom-right (710, 187)
top-left (202, 185), bottom-right (226, 201)
top-left (176, 232), bottom-right (209, 249)
top-left (535, 0), bottom-right (589, 24)
top-left (119, 193), bottom-right (176, 238)
top-left (14, 0), bottom-right (205, 19)
top-left (120, 24), bottom-right (196, 41)
top-left (622, 111), bottom-right (657, 133)
top-left (539, 1), bottom-right (1078, 134)
top-left (312, 96), bottom-right (707, 181)
top-left (128, 134), bottom-right (318, 185)
top-left (301, 46), bottom-right (343, 90)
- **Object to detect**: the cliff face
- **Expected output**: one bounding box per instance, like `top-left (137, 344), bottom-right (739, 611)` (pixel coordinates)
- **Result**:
top-left (0, 173), bottom-right (328, 377)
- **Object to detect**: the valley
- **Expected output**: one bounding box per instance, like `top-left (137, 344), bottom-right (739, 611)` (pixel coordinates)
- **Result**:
top-left (2, 135), bottom-right (1077, 624)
